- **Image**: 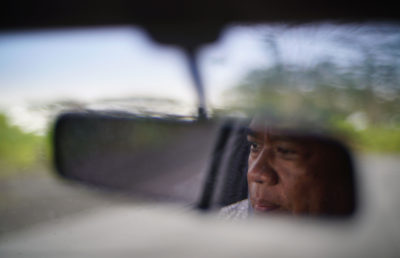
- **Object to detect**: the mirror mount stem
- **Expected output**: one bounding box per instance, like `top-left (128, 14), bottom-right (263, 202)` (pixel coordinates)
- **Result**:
top-left (185, 47), bottom-right (207, 120)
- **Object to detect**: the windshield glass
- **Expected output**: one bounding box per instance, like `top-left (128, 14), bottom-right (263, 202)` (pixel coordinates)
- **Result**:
top-left (1, 22), bottom-right (400, 235)
top-left (0, 26), bottom-right (196, 135)
top-left (199, 22), bottom-right (400, 153)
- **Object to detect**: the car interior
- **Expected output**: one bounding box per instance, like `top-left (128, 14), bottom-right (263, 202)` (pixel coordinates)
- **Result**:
top-left (1, 0), bottom-right (399, 257)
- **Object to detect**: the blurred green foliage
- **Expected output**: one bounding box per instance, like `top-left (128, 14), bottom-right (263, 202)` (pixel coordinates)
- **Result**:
top-left (357, 127), bottom-right (400, 153)
top-left (331, 118), bottom-right (400, 153)
top-left (223, 26), bottom-right (400, 153)
top-left (224, 63), bottom-right (400, 153)
top-left (0, 113), bottom-right (46, 177)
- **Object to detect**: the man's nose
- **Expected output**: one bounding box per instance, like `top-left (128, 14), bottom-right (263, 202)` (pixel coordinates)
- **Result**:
top-left (248, 150), bottom-right (279, 185)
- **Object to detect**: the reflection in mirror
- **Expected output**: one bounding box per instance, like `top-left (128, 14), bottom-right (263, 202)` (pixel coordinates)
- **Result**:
top-left (214, 116), bottom-right (356, 218)
top-left (54, 112), bottom-right (356, 218)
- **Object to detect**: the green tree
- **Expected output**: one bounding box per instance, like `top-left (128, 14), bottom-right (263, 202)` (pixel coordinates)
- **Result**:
top-left (0, 113), bottom-right (45, 177)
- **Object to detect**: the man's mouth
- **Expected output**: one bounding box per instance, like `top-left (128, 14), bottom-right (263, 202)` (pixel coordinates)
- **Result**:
top-left (253, 202), bottom-right (280, 212)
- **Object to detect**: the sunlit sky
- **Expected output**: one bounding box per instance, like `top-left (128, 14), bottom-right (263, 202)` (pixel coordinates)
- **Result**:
top-left (0, 24), bottom-right (367, 107)
top-left (0, 23), bottom-right (394, 133)
top-left (0, 27), bottom-right (195, 107)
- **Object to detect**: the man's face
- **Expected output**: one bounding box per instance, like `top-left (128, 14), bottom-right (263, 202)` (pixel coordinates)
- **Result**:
top-left (247, 120), bottom-right (344, 216)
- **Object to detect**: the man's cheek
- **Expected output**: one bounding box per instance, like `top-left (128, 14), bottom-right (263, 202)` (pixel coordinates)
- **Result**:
top-left (286, 185), bottom-right (310, 214)
top-left (278, 171), bottom-right (312, 213)
top-left (274, 162), bottom-right (305, 183)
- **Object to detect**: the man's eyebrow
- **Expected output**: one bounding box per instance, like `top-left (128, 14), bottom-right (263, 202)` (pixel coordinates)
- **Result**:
top-left (267, 133), bottom-right (299, 142)
top-left (245, 127), bottom-right (301, 142)
top-left (245, 127), bottom-right (259, 138)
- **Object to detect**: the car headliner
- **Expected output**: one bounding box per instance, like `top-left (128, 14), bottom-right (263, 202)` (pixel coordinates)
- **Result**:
top-left (2, 0), bottom-right (400, 49)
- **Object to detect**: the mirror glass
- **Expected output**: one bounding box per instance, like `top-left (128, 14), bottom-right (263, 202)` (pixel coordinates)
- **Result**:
top-left (54, 112), bottom-right (356, 217)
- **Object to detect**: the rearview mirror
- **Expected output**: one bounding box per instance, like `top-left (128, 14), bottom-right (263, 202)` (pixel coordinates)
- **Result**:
top-left (53, 112), bottom-right (357, 217)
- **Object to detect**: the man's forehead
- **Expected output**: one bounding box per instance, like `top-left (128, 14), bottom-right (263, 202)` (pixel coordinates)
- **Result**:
top-left (247, 127), bottom-right (297, 143)
top-left (249, 115), bottom-right (268, 128)
top-left (248, 117), bottom-right (270, 134)
top-left (248, 115), bottom-right (283, 130)
top-left (248, 118), bottom-right (304, 142)
top-left (249, 117), bottom-right (281, 134)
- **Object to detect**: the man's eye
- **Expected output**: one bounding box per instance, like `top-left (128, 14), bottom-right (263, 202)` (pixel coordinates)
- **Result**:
top-left (249, 142), bottom-right (261, 153)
